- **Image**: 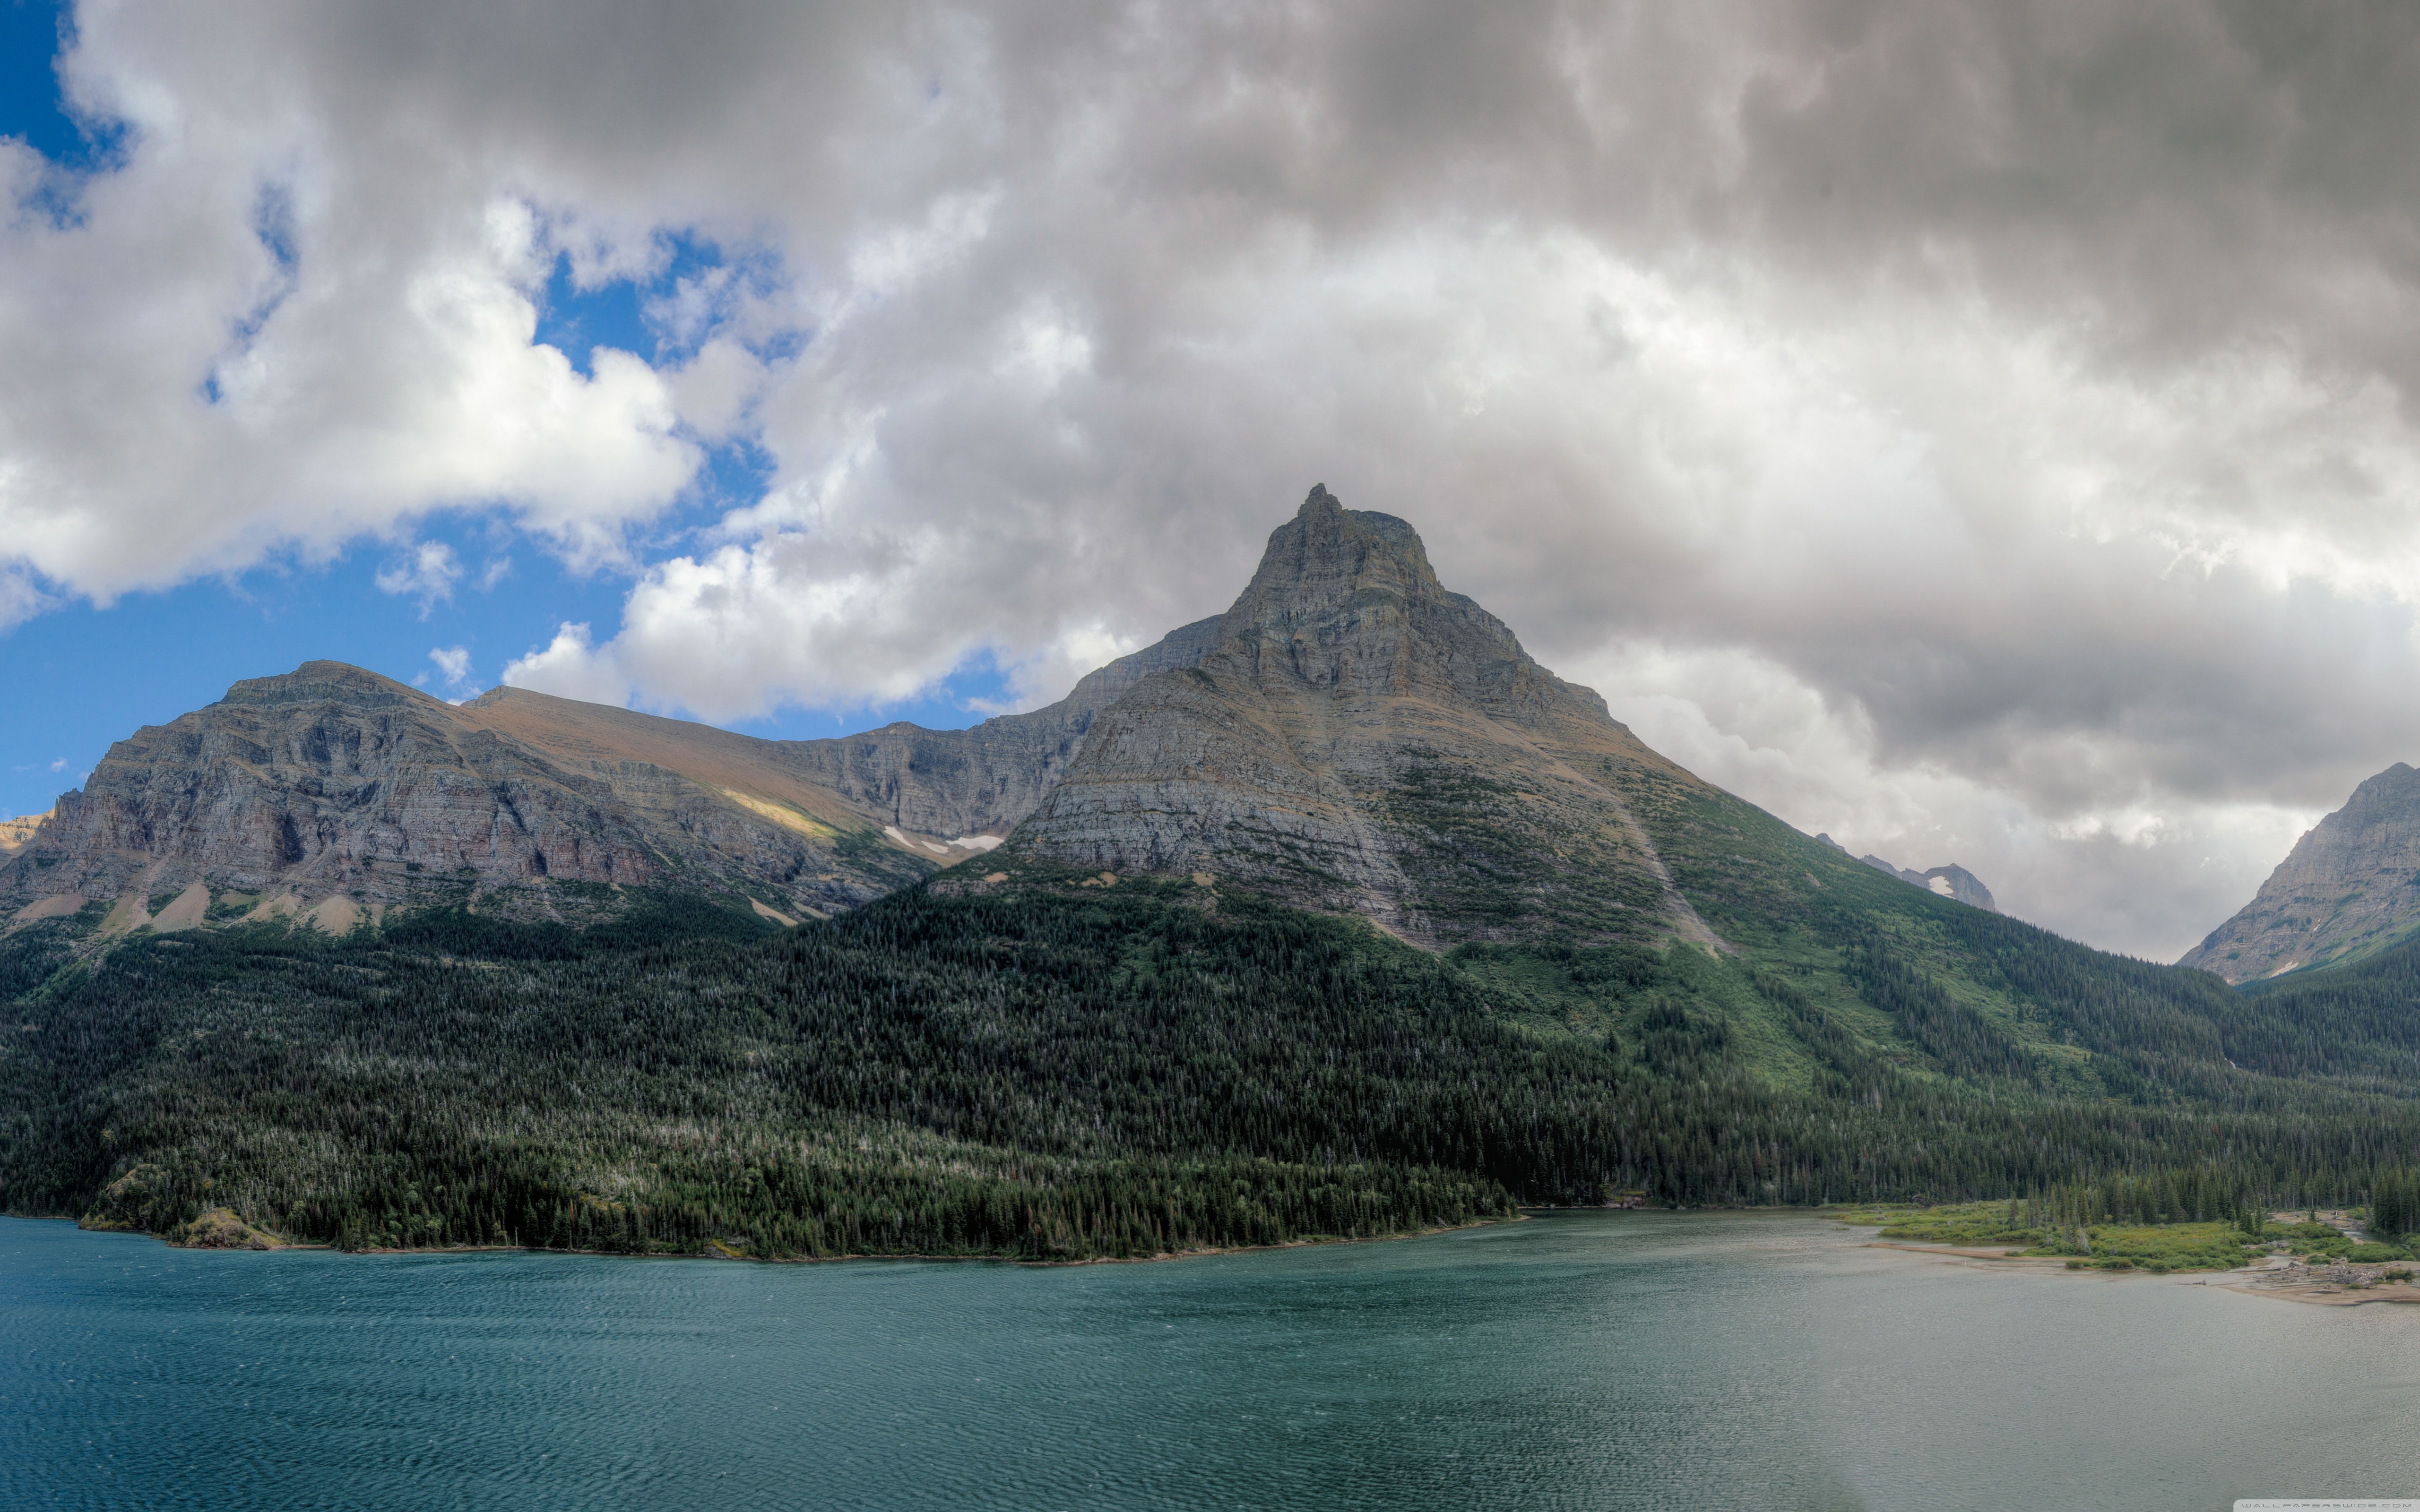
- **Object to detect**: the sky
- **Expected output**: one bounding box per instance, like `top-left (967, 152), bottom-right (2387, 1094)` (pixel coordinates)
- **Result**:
top-left (6, 1), bottom-right (2420, 962)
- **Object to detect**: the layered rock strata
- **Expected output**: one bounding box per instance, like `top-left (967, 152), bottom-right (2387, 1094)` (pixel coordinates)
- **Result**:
top-left (0, 621), bottom-right (1226, 930)
top-left (8, 485), bottom-right (1843, 955)
top-left (2180, 762), bottom-right (2420, 982)
top-left (1010, 487), bottom-right (1727, 948)
top-left (0, 664), bottom-right (927, 924)
top-left (0, 812), bottom-right (47, 859)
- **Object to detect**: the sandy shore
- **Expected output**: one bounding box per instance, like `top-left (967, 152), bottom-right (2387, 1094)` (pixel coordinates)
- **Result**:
top-left (1866, 1239), bottom-right (2420, 1306)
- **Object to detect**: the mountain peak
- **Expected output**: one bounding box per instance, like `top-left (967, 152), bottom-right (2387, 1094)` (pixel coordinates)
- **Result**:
top-left (1011, 487), bottom-right (1720, 947)
top-left (1209, 485), bottom-right (1550, 720)
top-left (2181, 758), bottom-right (2420, 981)
top-left (1232, 486), bottom-right (1442, 626)
top-left (218, 661), bottom-right (435, 710)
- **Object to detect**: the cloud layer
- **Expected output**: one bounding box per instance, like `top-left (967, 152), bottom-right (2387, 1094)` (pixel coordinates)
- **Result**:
top-left (11, 1), bottom-right (2420, 958)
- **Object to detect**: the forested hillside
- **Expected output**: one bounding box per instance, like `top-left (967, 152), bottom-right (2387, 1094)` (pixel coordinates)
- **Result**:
top-left (6, 861), bottom-right (2417, 1260)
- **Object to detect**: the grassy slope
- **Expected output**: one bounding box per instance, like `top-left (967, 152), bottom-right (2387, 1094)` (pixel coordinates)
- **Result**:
top-left (1512, 770), bottom-right (2297, 1103)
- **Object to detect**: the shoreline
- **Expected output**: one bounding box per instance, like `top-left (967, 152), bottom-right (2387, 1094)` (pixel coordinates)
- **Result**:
top-left (1864, 1237), bottom-right (2420, 1307)
top-left (27, 1209), bottom-right (1524, 1269)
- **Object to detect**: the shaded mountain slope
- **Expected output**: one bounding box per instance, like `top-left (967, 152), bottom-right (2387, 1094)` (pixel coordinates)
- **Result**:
top-left (8, 868), bottom-right (2416, 1261)
top-left (2180, 762), bottom-right (2420, 983)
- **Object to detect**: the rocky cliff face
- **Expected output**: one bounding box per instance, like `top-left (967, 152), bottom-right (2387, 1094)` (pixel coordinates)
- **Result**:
top-left (755, 616), bottom-right (1224, 839)
top-left (1008, 487), bottom-right (1727, 948)
top-left (0, 664), bottom-right (938, 927)
top-left (1915, 864), bottom-right (1996, 912)
top-left (2179, 762), bottom-right (2420, 982)
top-left (0, 813), bottom-right (46, 859)
top-left (0, 621), bottom-right (1225, 933)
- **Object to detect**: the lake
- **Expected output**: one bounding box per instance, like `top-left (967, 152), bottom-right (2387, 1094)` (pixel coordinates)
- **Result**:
top-left (4, 1210), bottom-right (2415, 1510)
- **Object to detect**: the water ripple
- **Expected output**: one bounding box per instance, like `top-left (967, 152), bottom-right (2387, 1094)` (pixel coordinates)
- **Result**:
top-left (3, 1213), bottom-right (2415, 1510)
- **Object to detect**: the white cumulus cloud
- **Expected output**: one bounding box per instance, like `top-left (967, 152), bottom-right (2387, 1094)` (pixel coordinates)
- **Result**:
top-left (501, 622), bottom-right (632, 708)
top-left (376, 542), bottom-right (464, 615)
top-left (15, 1), bottom-right (2420, 958)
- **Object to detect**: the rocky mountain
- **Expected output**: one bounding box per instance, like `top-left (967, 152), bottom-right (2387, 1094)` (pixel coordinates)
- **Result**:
top-left (4, 484), bottom-right (1950, 958)
top-left (1814, 834), bottom-right (1998, 912)
top-left (1008, 488), bottom-right (1727, 947)
top-left (0, 812), bottom-right (46, 859)
top-left (30, 483), bottom-right (2410, 1263)
top-left (0, 619), bottom-right (1226, 932)
top-left (2179, 762), bottom-right (2420, 983)
top-left (0, 665), bottom-right (912, 929)
top-left (0, 595), bottom-right (1239, 924)
top-left (1916, 865), bottom-right (1997, 911)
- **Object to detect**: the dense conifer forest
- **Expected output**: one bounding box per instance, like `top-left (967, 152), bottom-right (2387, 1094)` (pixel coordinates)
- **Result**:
top-left (5, 860), bottom-right (2419, 1260)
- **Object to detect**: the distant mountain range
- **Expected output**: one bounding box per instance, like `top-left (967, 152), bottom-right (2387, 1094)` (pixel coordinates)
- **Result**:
top-left (1813, 835), bottom-right (1998, 913)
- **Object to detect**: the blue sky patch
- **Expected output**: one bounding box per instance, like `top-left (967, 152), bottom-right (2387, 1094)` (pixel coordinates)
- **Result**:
top-left (535, 253), bottom-right (651, 379)
top-left (0, 538), bottom-right (1029, 822)
top-left (0, 0), bottom-right (128, 222)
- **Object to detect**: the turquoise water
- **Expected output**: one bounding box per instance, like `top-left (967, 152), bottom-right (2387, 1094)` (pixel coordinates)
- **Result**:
top-left (4, 1211), bottom-right (2417, 1510)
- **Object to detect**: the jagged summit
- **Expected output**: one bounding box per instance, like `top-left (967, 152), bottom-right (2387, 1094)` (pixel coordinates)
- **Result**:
top-left (1222, 485), bottom-right (1443, 651)
top-left (1208, 485), bottom-right (1582, 723)
top-left (2180, 761), bottom-right (2420, 982)
top-left (1011, 486), bottom-right (1722, 947)
top-left (1815, 835), bottom-right (1998, 913)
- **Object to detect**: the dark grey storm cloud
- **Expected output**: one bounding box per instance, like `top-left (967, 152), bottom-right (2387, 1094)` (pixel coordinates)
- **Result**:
top-left (8, 0), bottom-right (2420, 956)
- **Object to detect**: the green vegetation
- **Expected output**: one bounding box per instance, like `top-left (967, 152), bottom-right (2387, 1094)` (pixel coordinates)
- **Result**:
top-left (1838, 1172), bottom-right (2420, 1273)
top-left (14, 780), bottom-right (2420, 1265)
top-left (1836, 1198), bottom-right (2266, 1273)
top-left (2263, 1220), bottom-right (2416, 1264)
top-left (4, 883), bottom-right (1533, 1259)
top-left (2370, 1169), bottom-right (2420, 1243)
top-left (1383, 755), bottom-right (1670, 939)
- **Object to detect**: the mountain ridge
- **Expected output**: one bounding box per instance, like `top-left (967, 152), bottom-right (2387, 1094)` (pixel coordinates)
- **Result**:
top-left (2180, 761), bottom-right (2420, 983)
top-left (5, 486), bottom-right (1754, 955)
top-left (1813, 834), bottom-right (2000, 913)
top-left (0, 621), bottom-right (1231, 930)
